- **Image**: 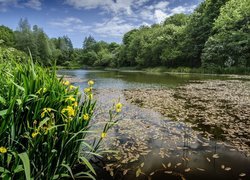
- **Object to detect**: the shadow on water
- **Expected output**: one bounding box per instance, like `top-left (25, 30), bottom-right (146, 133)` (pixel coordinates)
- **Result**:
top-left (58, 70), bottom-right (250, 179)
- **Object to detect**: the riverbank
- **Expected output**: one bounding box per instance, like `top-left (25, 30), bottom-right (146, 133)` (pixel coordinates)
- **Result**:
top-left (124, 80), bottom-right (250, 155)
top-left (57, 65), bottom-right (250, 76)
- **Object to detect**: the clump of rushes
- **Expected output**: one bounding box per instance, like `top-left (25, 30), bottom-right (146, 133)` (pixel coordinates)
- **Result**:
top-left (0, 47), bottom-right (119, 180)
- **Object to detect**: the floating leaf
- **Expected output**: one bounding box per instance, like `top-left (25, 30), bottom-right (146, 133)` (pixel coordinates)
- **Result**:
top-left (239, 173), bottom-right (246, 177)
top-left (212, 154), bottom-right (219, 159)
top-left (221, 165), bottom-right (225, 169)
top-left (150, 172), bottom-right (155, 176)
top-left (224, 167), bottom-right (231, 171)
top-left (136, 168), bottom-right (141, 177)
top-left (162, 163), bottom-right (166, 169)
top-left (123, 169), bottom-right (128, 175)
top-left (206, 157), bottom-right (211, 162)
top-left (164, 171), bottom-right (172, 174)
top-left (167, 162), bottom-right (171, 168)
top-left (176, 163), bottom-right (182, 167)
top-left (185, 168), bottom-right (191, 172)
top-left (196, 168), bottom-right (205, 171)
top-left (140, 162), bottom-right (144, 168)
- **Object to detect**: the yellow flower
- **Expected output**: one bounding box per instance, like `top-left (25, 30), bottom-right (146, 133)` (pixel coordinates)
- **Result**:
top-left (88, 80), bottom-right (94, 86)
top-left (83, 113), bottom-right (89, 121)
top-left (89, 94), bottom-right (93, 100)
top-left (101, 132), bottom-right (107, 138)
top-left (115, 102), bottom-right (123, 113)
top-left (32, 132), bottom-right (39, 138)
top-left (84, 88), bottom-right (91, 93)
top-left (66, 96), bottom-right (76, 102)
top-left (41, 108), bottom-right (52, 118)
top-left (69, 85), bottom-right (76, 90)
top-left (63, 81), bottom-right (70, 86)
top-left (73, 101), bottom-right (78, 107)
top-left (0, 146), bottom-right (7, 154)
top-left (61, 106), bottom-right (75, 117)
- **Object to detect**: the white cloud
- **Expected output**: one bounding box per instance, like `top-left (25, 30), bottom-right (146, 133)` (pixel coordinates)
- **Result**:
top-left (0, 0), bottom-right (17, 12)
top-left (49, 17), bottom-right (90, 32)
top-left (0, 0), bottom-right (42, 11)
top-left (93, 17), bottom-right (135, 37)
top-left (164, 5), bottom-right (198, 17)
top-left (154, 1), bottom-right (169, 10)
top-left (154, 10), bottom-right (168, 23)
top-left (65, 0), bottom-right (150, 15)
top-left (25, 0), bottom-right (42, 10)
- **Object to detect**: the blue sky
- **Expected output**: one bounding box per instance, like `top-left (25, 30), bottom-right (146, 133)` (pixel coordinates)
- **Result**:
top-left (0, 0), bottom-right (202, 48)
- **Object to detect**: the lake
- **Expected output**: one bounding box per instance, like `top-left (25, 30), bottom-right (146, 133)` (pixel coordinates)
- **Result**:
top-left (58, 69), bottom-right (250, 180)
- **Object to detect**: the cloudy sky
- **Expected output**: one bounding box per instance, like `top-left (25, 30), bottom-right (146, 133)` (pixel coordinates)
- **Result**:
top-left (0, 0), bottom-right (202, 48)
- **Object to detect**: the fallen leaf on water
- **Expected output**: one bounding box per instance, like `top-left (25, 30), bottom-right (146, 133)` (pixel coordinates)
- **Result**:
top-left (206, 157), bottom-right (211, 162)
top-left (167, 162), bottom-right (171, 168)
top-left (239, 173), bottom-right (246, 177)
top-left (221, 165), bottom-right (225, 169)
top-left (150, 172), bottom-right (155, 176)
top-left (164, 171), bottom-right (173, 174)
top-left (140, 162), bottom-right (144, 168)
top-left (196, 168), bottom-right (205, 171)
top-left (123, 169), bottom-right (128, 175)
top-left (185, 168), bottom-right (191, 172)
top-left (212, 154), bottom-right (219, 159)
top-left (176, 163), bottom-right (182, 166)
top-left (136, 168), bottom-right (141, 177)
top-left (224, 167), bottom-right (231, 171)
top-left (162, 163), bottom-right (166, 169)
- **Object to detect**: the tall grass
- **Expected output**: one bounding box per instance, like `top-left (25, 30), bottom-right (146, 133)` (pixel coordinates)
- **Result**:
top-left (0, 47), bottom-right (119, 179)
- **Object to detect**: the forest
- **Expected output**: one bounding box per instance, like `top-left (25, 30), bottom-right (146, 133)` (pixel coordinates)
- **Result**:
top-left (0, 0), bottom-right (249, 73)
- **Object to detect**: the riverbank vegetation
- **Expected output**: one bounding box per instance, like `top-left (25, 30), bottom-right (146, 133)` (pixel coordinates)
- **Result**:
top-left (0, 46), bottom-right (121, 179)
top-left (0, 0), bottom-right (249, 74)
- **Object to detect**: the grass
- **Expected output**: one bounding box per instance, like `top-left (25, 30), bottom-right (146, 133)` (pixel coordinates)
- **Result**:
top-left (0, 47), bottom-right (121, 179)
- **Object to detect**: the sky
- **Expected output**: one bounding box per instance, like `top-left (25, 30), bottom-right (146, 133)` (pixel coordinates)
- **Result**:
top-left (0, 0), bottom-right (202, 48)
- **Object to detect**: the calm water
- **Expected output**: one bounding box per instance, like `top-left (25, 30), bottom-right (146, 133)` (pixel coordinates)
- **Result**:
top-left (58, 70), bottom-right (250, 180)
top-left (58, 69), bottom-right (231, 89)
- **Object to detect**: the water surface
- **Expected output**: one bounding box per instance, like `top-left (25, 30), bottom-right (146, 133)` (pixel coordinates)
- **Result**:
top-left (58, 70), bottom-right (250, 180)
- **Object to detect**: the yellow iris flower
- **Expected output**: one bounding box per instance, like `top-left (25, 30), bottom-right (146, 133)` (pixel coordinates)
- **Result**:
top-left (115, 102), bottom-right (123, 113)
top-left (88, 80), bottom-right (94, 86)
top-left (0, 146), bottom-right (7, 154)
top-left (101, 132), bottom-right (107, 138)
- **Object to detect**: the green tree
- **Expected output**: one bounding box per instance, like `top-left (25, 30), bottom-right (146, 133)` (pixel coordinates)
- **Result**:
top-left (202, 0), bottom-right (250, 67)
top-left (184, 0), bottom-right (229, 67)
top-left (0, 25), bottom-right (15, 47)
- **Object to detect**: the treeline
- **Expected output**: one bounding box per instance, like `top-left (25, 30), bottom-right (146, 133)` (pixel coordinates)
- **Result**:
top-left (0, 0), bottom-right (249, 69)
top-left (118, 0), bottom-right (250, 69)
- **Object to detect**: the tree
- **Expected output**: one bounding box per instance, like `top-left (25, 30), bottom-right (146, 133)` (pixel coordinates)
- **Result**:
top-left (183, 0), bottom-right (229, 67)
top-left (0, 25), bottom-right (15, 47)
top-left (201, 0), bottom-right (250, 67)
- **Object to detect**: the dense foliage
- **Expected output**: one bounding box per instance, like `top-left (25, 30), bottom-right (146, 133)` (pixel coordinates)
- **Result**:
top-left (0, 47), bottom-right (120, 179)
top-left (0, 0), bottom-right (249, 71)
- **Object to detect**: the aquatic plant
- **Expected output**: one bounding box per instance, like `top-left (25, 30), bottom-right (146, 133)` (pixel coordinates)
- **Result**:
top-left (0, 47), bottom-right (122, 179)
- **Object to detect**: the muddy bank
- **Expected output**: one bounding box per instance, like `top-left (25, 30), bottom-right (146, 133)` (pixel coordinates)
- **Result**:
top-left (124, 80), bottom-right (250, 155)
